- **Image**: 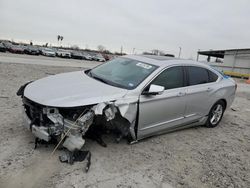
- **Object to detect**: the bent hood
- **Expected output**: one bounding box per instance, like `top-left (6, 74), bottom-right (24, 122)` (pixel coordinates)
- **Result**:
top-left (24, 71), bottom-right (128, 107)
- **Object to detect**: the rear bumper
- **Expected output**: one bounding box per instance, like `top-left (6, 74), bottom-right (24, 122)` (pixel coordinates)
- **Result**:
top-left (227, 93), bottom-right (235, 109)
top-left (43, 52), bottom-right (56, 57)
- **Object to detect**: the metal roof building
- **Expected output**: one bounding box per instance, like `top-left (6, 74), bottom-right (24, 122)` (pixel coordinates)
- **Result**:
top-left (197, 48), bottom-right (250, 78)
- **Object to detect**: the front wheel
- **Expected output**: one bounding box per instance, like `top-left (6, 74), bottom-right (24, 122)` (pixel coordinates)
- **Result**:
top-left (205, 101), bottom-right (225, 128)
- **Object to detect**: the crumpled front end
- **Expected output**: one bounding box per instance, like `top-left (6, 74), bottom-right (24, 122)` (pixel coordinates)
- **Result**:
top-left (21, 96), bottom-right (138, 152)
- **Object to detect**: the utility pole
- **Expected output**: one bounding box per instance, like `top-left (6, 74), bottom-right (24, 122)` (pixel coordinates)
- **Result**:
top-left (178, 47), bottom-right (182, 58)
top-left (132, 48), bottom-right (135, 54)
top-left (120, 46), bottom-right (123, 55)
top-left (196, 49), bottom-right (200, 61)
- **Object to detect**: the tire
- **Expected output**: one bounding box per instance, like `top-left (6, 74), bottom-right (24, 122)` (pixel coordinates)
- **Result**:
top-left (205, 100), bottom-right (225, 128)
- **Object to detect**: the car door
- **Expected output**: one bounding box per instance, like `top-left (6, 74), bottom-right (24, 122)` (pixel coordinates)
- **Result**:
top-left (137, 66), bottom-right (187, 139)
top-left (183, 66), bottom-right (218, 122)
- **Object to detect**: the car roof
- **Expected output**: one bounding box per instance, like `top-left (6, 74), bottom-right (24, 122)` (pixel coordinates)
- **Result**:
top-left (124, 54), bottom-right (212, 69)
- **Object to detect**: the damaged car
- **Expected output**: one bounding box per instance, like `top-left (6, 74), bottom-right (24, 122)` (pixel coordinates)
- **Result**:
top-left (17, 55), bottom-right (236, 166)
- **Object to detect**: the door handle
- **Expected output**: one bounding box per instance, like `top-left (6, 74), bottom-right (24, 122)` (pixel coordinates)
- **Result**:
top-left (207, 87), bottom-right (213, 92)
top-left (177, 92), bottom-right (186, 97)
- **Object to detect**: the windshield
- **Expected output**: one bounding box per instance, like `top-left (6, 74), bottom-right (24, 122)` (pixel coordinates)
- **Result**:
top-left (29, 46), bottom-right (37, 50)
top-left (89, 57), bottom-right (158, 89)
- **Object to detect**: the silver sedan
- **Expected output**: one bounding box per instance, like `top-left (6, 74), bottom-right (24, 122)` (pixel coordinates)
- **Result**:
top-left (18, 55), bottom-right (236, 151)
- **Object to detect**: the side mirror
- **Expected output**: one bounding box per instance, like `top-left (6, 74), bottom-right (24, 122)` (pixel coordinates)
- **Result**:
top-left (142, 84), bottom-right (164, 95)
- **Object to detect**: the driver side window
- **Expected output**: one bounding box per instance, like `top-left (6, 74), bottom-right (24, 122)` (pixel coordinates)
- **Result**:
top-left (151, 66), bottom-right (184, 90)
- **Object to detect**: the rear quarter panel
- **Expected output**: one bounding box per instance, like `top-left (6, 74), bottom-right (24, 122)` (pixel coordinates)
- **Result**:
top-left (211, 77), bottom-right (236, 111)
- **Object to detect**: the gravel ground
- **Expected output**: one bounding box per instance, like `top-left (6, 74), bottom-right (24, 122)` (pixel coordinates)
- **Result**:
top-left (0, 62), bottom-right (249, 188)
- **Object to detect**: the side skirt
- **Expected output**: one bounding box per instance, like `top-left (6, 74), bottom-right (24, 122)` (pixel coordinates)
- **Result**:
top-left (135, 116), bottom-right (208, 142)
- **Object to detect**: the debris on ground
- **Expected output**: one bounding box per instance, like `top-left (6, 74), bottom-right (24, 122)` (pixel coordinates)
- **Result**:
top-left (231, 107), bottom-right (237, 111)
top-left (59, 150), bottom-right (91, 172)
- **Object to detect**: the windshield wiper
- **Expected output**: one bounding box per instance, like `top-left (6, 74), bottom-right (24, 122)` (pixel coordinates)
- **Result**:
top-left (88, 71), bottom-right (93, 77)
top-left (90, 73), bottom-right (109, 84)
top-left (93, 76), bottom-right (109, 84)
top-left (88, 71), bottom-right (126, 89)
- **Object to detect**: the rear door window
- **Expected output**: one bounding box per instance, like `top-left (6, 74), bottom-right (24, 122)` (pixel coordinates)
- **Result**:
top-left (187, 66), bottom-right (209, 86)
top-left (208, 70), bottom-right (219, 82)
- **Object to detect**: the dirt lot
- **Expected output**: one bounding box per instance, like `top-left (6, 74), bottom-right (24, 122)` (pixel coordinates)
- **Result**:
top-left (0, 62), bottom-right (249, 188)
top-left (0, 52), bottom-right (101, 68)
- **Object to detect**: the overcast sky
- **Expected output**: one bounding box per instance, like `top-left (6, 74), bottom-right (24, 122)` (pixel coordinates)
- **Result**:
top-left (0, 0), bottom-right (250, 58)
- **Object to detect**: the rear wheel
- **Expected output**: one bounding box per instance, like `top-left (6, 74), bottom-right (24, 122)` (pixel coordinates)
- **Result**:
top-left (205, 101), bottom-right (225, 128)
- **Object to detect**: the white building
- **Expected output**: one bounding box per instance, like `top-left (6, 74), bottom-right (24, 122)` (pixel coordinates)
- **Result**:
top-left (197, 49), bottom-right (250, 78)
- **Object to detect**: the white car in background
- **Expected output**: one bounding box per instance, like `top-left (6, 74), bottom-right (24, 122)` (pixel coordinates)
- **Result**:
top-left (56, 49), bottom-right (71, 58)
top-left (82, 52), bottom-right (93, 61)
top-left (93, 53), bottom-right (105, 62)
top-left (41, 48), bottom-right (56, 57)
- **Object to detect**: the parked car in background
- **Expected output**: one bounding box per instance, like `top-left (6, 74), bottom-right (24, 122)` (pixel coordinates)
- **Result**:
top-left (0, 43), bottom-right (7, 52)
top-left (41, 47), bottom-right (56, 57)
top-left (24, 45), bottom-right (40, 55)
top-left (82, 52), bottom-right (93, 60)
top-left (93, 53), bottom-right (105, 62)
top-left (38, 47), bottom-right (44, 55)
top-left (71, 51), bottom-right (84, 60)
top-left (2, 42), bottom-right (12, 51)
top-left (56, 49), bottom-right (71, 58)
top-left (102, 54), bottom-right (111, 61)
top-left (17, 55), bottom-right (236, 153)
top-left (8, 44), bottom-right (24, 54)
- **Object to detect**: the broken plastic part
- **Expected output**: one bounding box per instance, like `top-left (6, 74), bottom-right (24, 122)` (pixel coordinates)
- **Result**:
top-left (46, 108), bottom-right (64, 124)
top-left (91, 99), bottom-right (138, 141)
top-left (104, 105), bottom-right (117, 121)
top-left (59, 150), bottom-right (91, 172)
top-left (34, 138), bottom-right (48, 149)
top-left (114, 98), bottom-right (138, 123)
top-left (59, 150), bottom-right (74, 164)
top-left (93, 102), bottom-right (107, 115)
top-left (32, 125), bottom-right (50, 142)
top-left (16, 81), bottom-right (32, 97)
top-left (63, 134), bottom-right (85, 152)
top-left (93, 99), bottom-right (138, 123)
top-left (76, 111), bottom-right (94, 133)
